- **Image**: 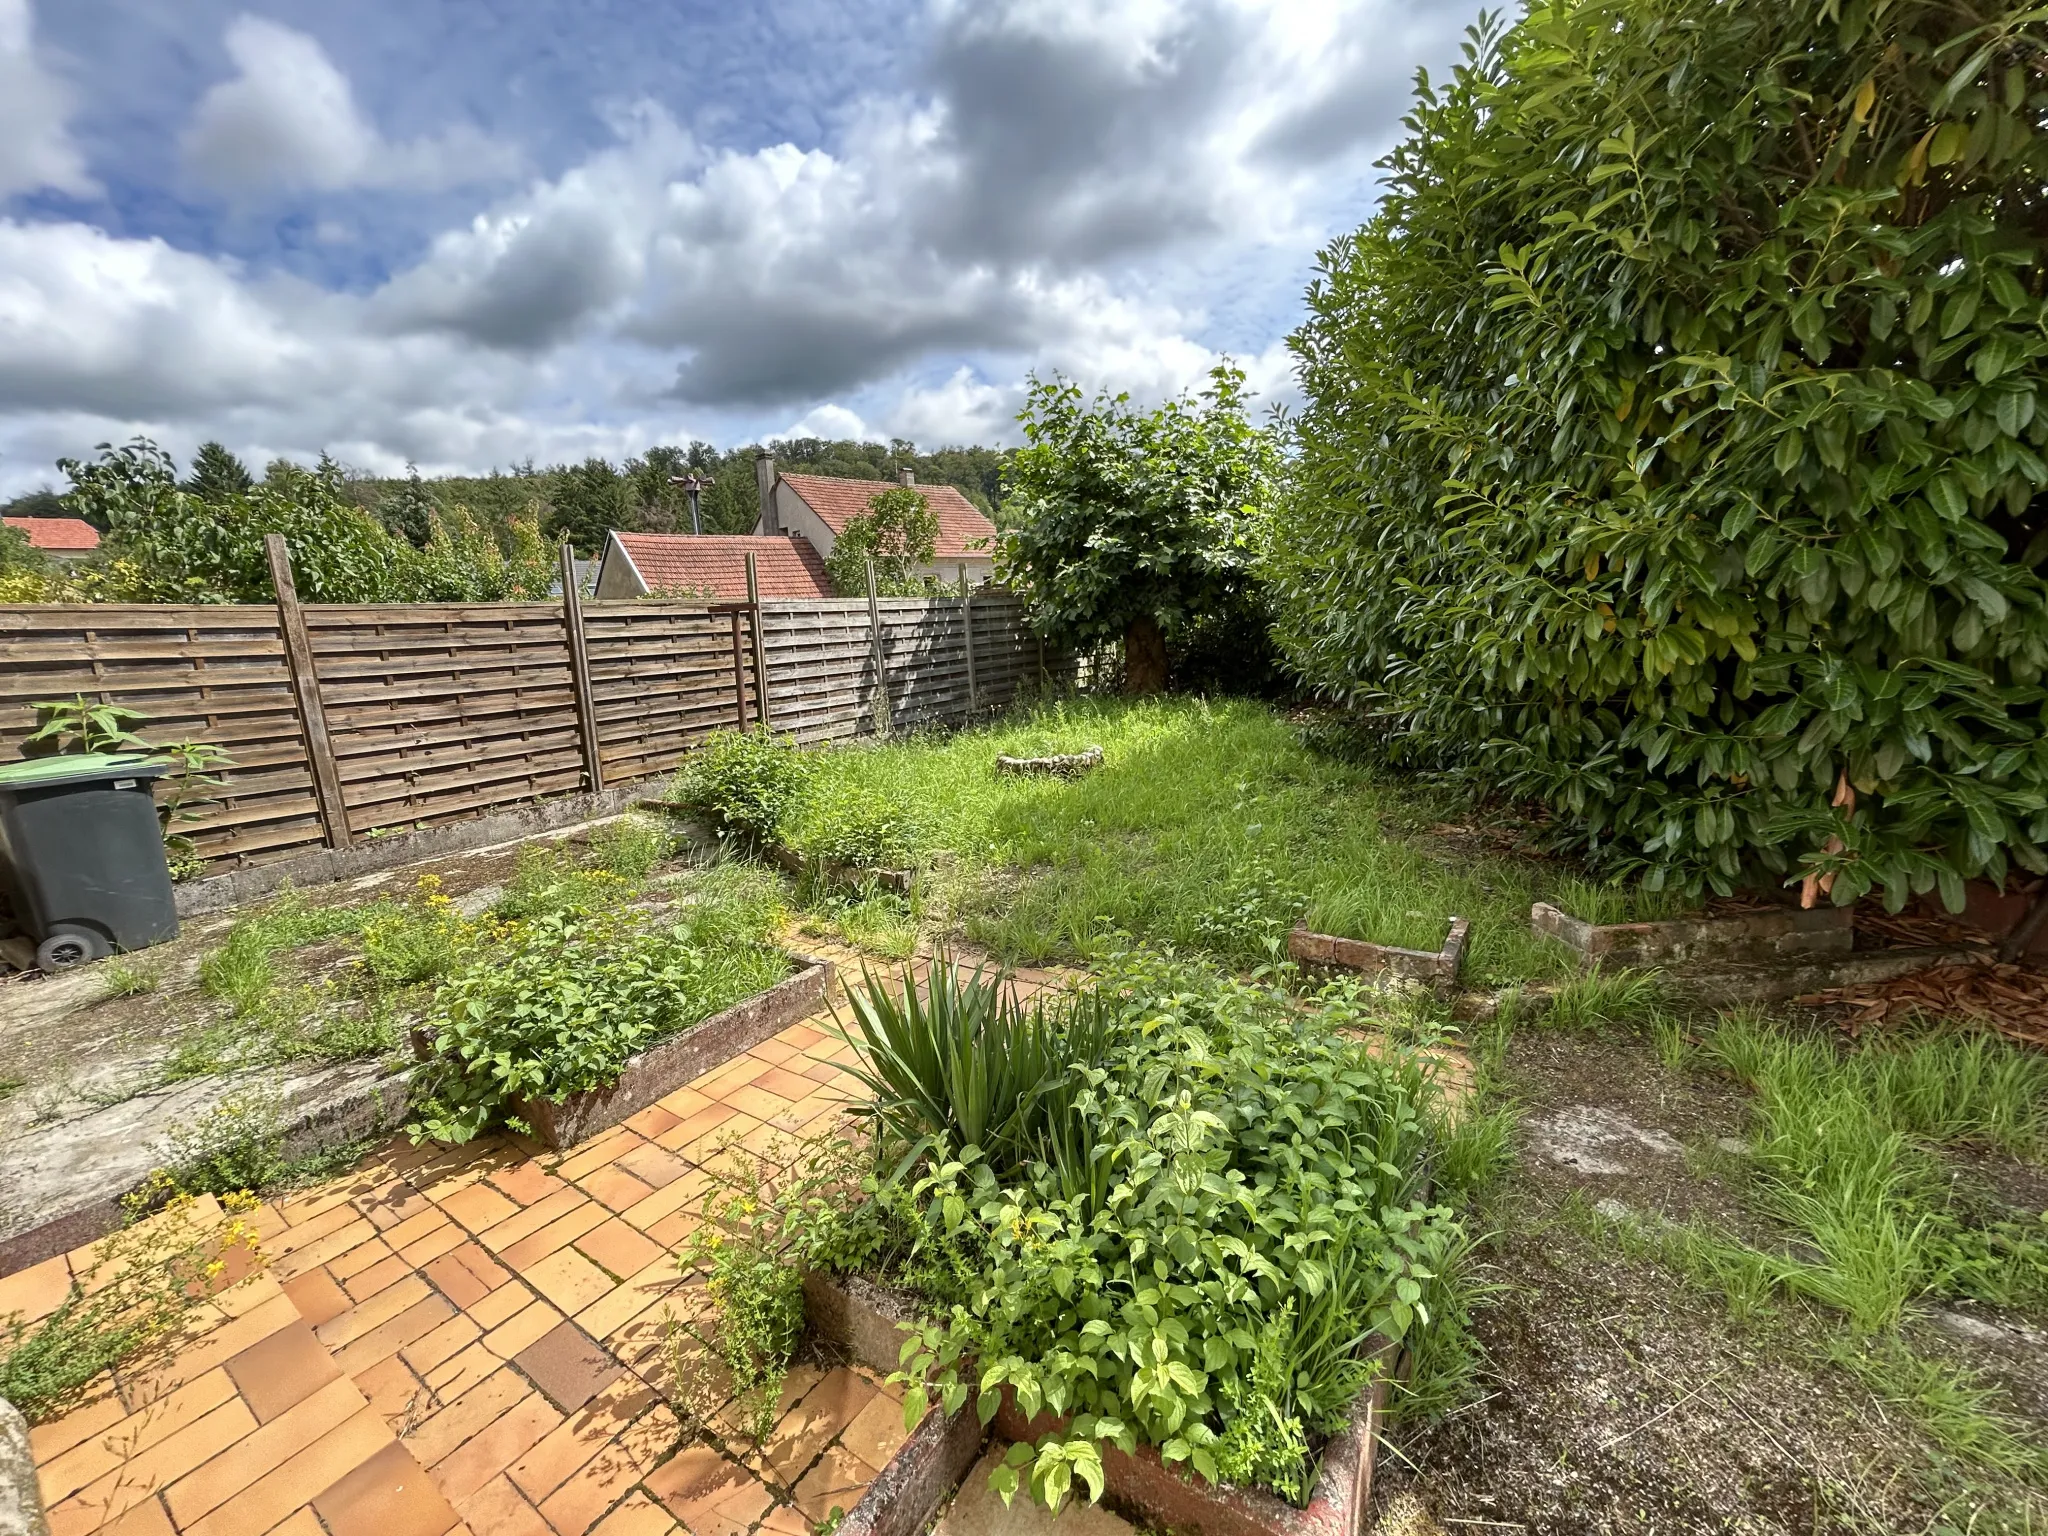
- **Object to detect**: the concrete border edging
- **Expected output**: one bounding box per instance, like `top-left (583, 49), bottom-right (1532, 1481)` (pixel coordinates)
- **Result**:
top-left (1530, 899), bottom-right (1852, 969)
top-left (802, 1269), bottom-right (1389, 1536)
top-left (1290, 917), bottom-right (1469, 998)
top-left (174, 784), bottom-right (662, 917)
top-left (0, 1397), bottom-right (50, 1536)
top-left (513, 959), bottom-right (834, 1149)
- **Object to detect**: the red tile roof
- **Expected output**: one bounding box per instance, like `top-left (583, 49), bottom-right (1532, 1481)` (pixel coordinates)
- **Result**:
top-left (612, 533), bottom-right (833, 600)
top-left (3, 516), bottom-right (99, 552)
top-left (779, 474), bottom-right (996, 561)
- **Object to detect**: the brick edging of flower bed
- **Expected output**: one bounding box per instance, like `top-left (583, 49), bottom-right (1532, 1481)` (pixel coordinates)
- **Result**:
top-left (802, 1269), bottom-right (1391, 1536)
top-left (512, 956), bottom-right (834, 1149)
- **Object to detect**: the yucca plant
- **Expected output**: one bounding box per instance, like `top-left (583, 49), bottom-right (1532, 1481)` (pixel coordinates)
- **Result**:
top-left (833, 956), bottom-right (1107, 1177)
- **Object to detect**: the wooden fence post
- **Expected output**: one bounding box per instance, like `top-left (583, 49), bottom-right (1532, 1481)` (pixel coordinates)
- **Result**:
top-left (264, 533), bottom-right (352, 851)
top-left (727, 610), bottom-right (751, 730)
top-left (959, 563), bottom-right (978, 721)
top-left (560, 542), bottom-right (603, 791)
top-left (746, 552), bottom-right (772, 731)
top-left (866, 559), bottom-right (891, 736)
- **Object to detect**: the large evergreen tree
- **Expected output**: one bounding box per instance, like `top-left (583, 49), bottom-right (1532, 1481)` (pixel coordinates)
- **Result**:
top-left (183, 442), bottom-right (254, 501)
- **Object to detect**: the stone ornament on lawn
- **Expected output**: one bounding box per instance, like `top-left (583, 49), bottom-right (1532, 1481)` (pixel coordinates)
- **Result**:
top-left (994, 746), bottom-right (1103, 778)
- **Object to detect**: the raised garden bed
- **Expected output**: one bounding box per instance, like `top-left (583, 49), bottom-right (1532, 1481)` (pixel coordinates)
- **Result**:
top-left (804, 1269), bottom-right (1391, 1536)
top-left (1289, 916), bottom-right (1469, 997)
top-left (508, 955), bottom-right (833, 1149)
top-left (1530, 899), bottom-right (1984, 1002)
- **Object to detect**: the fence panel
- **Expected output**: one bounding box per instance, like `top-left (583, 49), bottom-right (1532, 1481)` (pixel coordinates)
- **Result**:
top-left (0, 588), bottom-right (1050, 872)
top-left (0, 605), bottom-right (327, 864)
top-left (582, 601), bottom-right (757, 782)
top-left (301, 604), bottom-right (584, 836)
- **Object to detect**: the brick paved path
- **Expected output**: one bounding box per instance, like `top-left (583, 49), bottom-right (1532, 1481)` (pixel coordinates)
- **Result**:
top-left (12, 948), bottom-right (1078, 1536)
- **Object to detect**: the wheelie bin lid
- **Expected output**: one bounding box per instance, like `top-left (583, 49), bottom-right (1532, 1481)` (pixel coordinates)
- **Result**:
top-left (0, 752), bottom-right (172, 790)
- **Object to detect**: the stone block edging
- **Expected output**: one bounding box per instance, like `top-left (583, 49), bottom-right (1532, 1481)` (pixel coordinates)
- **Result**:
top-left (802, 1269), bottom-right (1389, 1536)
top-left (1290, 917), bottom-right (1469, 998)
top-left (1530, 900), bottom-right (1852, 969)
top-left (512, 958), bottom-right (833, 1149)
top-left (0, 1397), bottom-right (50, 1536)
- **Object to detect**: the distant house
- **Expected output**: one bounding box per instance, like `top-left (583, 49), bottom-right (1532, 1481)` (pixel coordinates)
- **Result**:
top-left (752, 460), bottom-right (998, 586)
top-left (3, 516), bottom-right (100, 563)
top-left (592, 532), bottom-right (833, 601)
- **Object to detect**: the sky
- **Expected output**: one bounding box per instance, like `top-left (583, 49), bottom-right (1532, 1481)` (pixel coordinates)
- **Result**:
top-left (0, 0), bottom-right (1483, 496)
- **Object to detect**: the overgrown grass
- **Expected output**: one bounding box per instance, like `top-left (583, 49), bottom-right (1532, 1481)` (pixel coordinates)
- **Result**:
top-left (781, 697), bottom-right (1616, 981)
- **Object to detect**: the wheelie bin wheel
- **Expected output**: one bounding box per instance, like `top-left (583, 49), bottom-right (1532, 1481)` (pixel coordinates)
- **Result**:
top-left (36, 926), bottom-right (109, 971)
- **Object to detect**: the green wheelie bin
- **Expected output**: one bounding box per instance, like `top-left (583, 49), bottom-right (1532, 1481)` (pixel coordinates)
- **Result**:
top-left (0, 752), bottom-right (179, 970)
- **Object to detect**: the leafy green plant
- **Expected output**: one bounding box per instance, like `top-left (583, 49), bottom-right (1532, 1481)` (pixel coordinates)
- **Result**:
top-left (0, 1186), bottom-right (265, 1423)
top-left (23, 695), bottom-right (151, 754)
top-left (823, 485), bottom-right (940, 597)
top-left (670, 727), bottom-right (813, 850)
top-left (998, 364), bottom-right (1282, 694)
top-left (843, 954), bottom-right (1463, 1510)
top-left (788, 777), bottom-right (919, 870)
top-left (1273, 0), bottom-right (2048, 908)
top-left (411, 908), bottom-right (788, 1143)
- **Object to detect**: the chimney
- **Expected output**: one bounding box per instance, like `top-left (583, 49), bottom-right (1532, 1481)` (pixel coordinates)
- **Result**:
top-left (755, 451), bottom-right (778, 533)
top-left (897, 467), bottom-right (915, 487)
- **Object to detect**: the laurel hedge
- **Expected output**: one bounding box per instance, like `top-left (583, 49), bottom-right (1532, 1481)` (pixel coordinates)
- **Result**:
top-left (1272, 0), bottom-right (2048, 908)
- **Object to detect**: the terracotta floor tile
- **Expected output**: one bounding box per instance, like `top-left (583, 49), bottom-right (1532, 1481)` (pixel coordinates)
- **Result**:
top-left (270, 1193), bottom-right (360, 1243)
top-left (755, 1507), bottom-right (812, 1536)
top-left (613, 1142), bottom-right (691, 1192)
top-left (467, 1280), bottom-right (533, 1332)
top-left (759, 1369), bottom-right (874, 1490)
top-left (745, 1037), bottom-right (799, 1067)
top-left (574, 1220), bottom-right (665, 1283)
top-left (535, 1435), bottom-right (652, 1536)
top-left (477, 1187), bottom-right (589, 1254)
top-left (617, 1171), bottom-right (711, 1234)
top-left (316, 1276), bottom-right (433, 1350)
top-left (421, 1343), bottom-right (500, 1407)
top-left (396, 1221), bottom-right (467, 1270)
top-left (573, 1263), bottom-right (677, 1342)
top-left (790, 1442), bottom-right (871, 1523)
top-left (505, 1377), bottom-right (652, 1504)
top-left (28, 1378), bottom-right (128, 1465)
top-left (438, 1183), bottom-right (521, 1234)
top-left (521, 1249), bottom-right (617, 1317)
top-left (334, 1294), bottom-right (458, 1378)
top-left (122, 1294), bottom-right (300, 1407)
top-left (576, 1165), bottom-right (658, 1216)
top-left (224, 1320), bottom-right (345, 1424)
top-left (642, 1209), bottom-right (702, 1251)
top-left (678, 1114), bottom-right (763, 1166)
top-left (281, 1270), bottom-right (351, 1329)
top-left (644, 1447), bottom-right (774, 1536)
top-left (406, 1369), bottom-right (531, 1469)
top-left (180, 1405), bottom-right (391, 1536)
top-left (261, 1507), bottom-right (325, 1536)
top-left (381, 1208), bottom-right (453, 1255)
top-left (690, 1056), bottom-right (769, 1100)
top-left (650, 1102), bottom-right (736, 1153)
top-left (0, 1253), bottom-right (72, 1326)
top-left (313, 1438), bottom-right (461, 1536)
top-left (36, 1369), bottom-right (241, 1507)
top-left (354, 1354), bottom-right (429, 1427)
top-left (162, 1377), bottom-right (366, 1527)
top-left (622, 1103), bottom-right (681, 1140)
top-left (776, 1024), bottom-right (827, 1051)
top-left (42, 1399), bottom-right (257, 1532)
top-left (341, 1253), bottom-right (414, 1304)
top-left (511, 1322), bottom-right (624, 1415)
top-left (482, 1300), bottom-right (565, 1361)
top-left (271, 1217), bottom-right (380, 1282)
top-left (453, 1474), bottom-right (552, 1536)
top-left (96, 1492), bottom-right (176, 1536)
top-left (553, 1128), bottom-right (645, 1185)
top-left (401, 1312), bottom-right (483, 1377)
top-left (352, 1178), bottom-right (433, 1232)
top-left (586, 1488), bottom-right (679, 1536)
top-left (799, 1060), bottom-right (848, 1086)
top-left (422, 1243), bottom-right (509, 1310)
top-left (836, 1391), bottom-right (911, 1475)
top-left (327, 1236), bottom-right (399, 1284)
top-left (499, 1204), bottom-right (608, 1273)
top-left (487, 1163), bottom-right (569, 1208)
top-left (427, 1390), bottom-right (560, 1506)
top-left (752, 1066), bottom-right (819, 1104)
top-left (651, 1086), bottom-right (713, 1122)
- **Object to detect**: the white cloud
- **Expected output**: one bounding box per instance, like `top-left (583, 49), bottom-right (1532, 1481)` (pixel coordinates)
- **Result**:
top-left (0, 0), bottom-right (94, 199)
top-left (777, 403), bottom-right (872, 442)
top-left (181, 16), bottom-right (521, 197)
top-left (0, 0), bottom-right (1478, 493)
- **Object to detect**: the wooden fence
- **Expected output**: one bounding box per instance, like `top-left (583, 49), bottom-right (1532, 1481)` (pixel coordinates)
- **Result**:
top-left (0, 548), bottom-right (1053, 871)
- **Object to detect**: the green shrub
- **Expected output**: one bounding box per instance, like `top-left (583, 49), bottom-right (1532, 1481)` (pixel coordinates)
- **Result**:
top-left (588, 814), bottom-right (677, 880)
top-left (411, 909), bottom-right (788, 1143)
top-left (670, 727), bottom-right (813, 850)
top-left (822, 485), bottom-right (939, 598)
top-left (788, 777), bottom-right (919, 869)
top-left (844, 953), bottom-right (1462, 1510)
top-left (1273, 0), bottom-right (2048, 908)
